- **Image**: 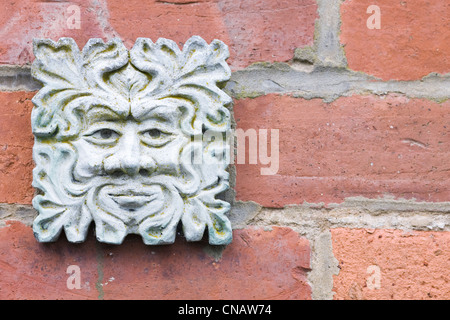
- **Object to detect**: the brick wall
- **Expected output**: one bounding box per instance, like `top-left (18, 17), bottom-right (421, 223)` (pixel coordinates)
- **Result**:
top-left (0, 0), bottom-right (449, 300)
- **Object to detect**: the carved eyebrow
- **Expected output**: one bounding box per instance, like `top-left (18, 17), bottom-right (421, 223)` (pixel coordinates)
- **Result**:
top-left (85, 105), bottom-right (124, 123)
top-left (136, 105), bottom-right (181, 124)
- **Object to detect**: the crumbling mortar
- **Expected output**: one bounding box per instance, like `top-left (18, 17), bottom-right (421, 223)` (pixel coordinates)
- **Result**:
top-left (244, 197), bottom-right (450, 300)
top-left (314, 0), bottom-right (348, 68)
top-left (226, 64), bottom-right (450, 103)
top-left (1, 64), bottom-right (449, 103)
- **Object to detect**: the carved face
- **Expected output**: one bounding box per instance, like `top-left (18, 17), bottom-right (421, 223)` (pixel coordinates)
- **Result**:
top-left (30, 37), bottom-right (232, 245)
top-left (72, 103), bottom-right (190, 241)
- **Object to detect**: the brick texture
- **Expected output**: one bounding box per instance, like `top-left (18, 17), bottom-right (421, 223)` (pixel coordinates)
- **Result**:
top-left (234, 94), bottom-right (450, 207)
top-left (340, 0), bottom-right (450, 80)
top-left (0, 91), bottom-right (34, 204)
top-left (332, 228), bottom-right (450, 300)
top-left (1, 0), bottom-right (449, 301)
top-left (0, 221), bottom-right (311, 300)
top-left (0, 0), bottom-right (317, 70)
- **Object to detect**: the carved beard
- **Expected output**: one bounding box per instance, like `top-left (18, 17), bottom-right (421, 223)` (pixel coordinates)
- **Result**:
top-left (74, 136), bottom-right (206, 244)
top-left (85, 176), bottom-right (185, 245)
top-left (32, 139), bottom-right (206, 245)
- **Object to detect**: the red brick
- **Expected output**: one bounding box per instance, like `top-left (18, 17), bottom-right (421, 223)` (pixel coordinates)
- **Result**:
top-left (0, 221), bottom-right (99, 300)
top-left (102, 226), bottom-right (311, 299)
top-left (0, 221), bottom-right (311, 300)
top-left (234, 94), bottom-right (450, 207)
top-left (0, 0), bottom-right (317, 70)
top-left (0, 0), bottom-right (114, 65)
top-left (0, 91), bottom-right (35, 204)
top-left (340, 0), bottom-right (450, 80)
top-left (216, 0), bottom-right (317, 69)
top-left (331, 228), bottom-right (450, 300)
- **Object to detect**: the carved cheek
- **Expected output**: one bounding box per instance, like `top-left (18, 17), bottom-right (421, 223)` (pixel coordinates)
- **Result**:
top-left (144, 136), bottom-right (188, 176)
top-left (72, 140), bottom-right (111, 179)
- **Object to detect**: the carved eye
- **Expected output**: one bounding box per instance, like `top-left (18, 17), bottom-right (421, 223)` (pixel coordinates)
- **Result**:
top-left (146, 129), bottom-right (162, 139)
top-left (84, 128), bottom-right (120, 145)
top-left (141, 128), bottom-right (173, 147)
top-left (93, 129), bottom-right (119, 140)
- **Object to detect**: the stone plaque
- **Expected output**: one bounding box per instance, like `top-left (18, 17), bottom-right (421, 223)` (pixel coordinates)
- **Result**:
top-left (31, 37), bottom-right (232, 245)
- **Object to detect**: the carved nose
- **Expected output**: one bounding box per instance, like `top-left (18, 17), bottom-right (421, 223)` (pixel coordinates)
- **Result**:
top-left (104, 132), bottom-right (156, 177)
top-left (120, 132), bottom-right (140, 176)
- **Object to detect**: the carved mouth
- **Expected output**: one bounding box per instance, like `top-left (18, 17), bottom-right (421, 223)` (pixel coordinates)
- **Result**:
top-left (96, 184), bottom-right (166, 224)
top-left (108, 191), bottom-right (159, 210)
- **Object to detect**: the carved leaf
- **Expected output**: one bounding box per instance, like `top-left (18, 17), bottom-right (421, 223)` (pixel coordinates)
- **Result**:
top-left (32, 38), bottom-right (85, 90)
top-left (32, 144), bottom-right (91, 242)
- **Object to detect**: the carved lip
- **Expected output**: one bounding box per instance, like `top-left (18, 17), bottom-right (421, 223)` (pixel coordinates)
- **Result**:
top-left (108, 191), bottom-right (159, 209)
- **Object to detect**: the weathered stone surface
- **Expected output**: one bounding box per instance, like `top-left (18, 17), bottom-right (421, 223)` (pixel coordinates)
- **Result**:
top-left (30, 37), bottom-right (233, 245)
top-left (340, 0), bottom-right (450, 80)
top-left (0, 221), bottom-right (311, 300)
top-left (234, 94), bottom-right (450, 207)
top-left (332, 228), bottom-right (450, 299)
